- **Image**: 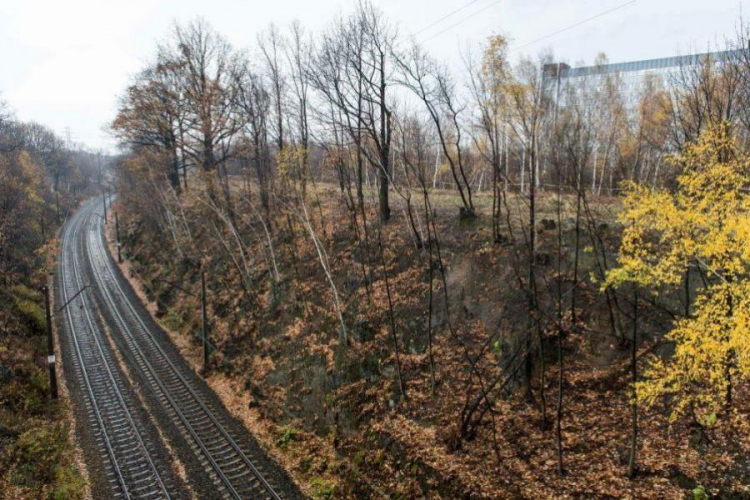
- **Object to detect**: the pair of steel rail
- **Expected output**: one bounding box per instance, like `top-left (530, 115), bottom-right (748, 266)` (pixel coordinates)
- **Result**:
top-left (60, 201), bottom-right (280, 499)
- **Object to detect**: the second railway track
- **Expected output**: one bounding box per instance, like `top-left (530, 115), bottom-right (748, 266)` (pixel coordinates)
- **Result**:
top-left (70, 199), bottom-right (289, 499)
top-left (60, 203), bottom-right (175, 499)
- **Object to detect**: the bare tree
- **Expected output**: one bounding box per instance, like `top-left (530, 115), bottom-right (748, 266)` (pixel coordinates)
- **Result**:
top-left (467, 34), bottom-right (511, 240)
top-left (235, 71), bottom-right (273, 212)
top-left (507, 57), bottom-right (550, 410)
top-left (166, 19), bottom-right (247, 210)
top-left (311, 1), bottom-right (394, 222)
top-left (112, 57), bottom-right (185, 191)
top-left (258, 24), bottom-right (288, 153)
top-left (285, 20), bottom-right (312, 178)
top-left (394, 42), bottom-right (475, 217)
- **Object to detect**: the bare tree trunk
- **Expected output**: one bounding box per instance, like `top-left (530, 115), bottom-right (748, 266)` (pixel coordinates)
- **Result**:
top-left (432, 147), bottom-right (440, 189)
top-left (378, 51), bottom-right (391, 223)
top-left (300, 199), bottom-right (347, 344)
top-left (520, 148), bottom-right (526, 194)
top-left (627, 291), bottom-right (638, 479)
top-left (556, 145), bottom-right (565, 475)
top-left (571, 160), bottom-right (583, 326)
top-left (526, 137), bottom-right (546, 431)
top-left (420, 185), bottom-right (437, 394)
top-left (375, 222), bottom-right (406, 399)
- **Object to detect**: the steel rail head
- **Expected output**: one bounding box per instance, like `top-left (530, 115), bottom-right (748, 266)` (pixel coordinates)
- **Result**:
top-left (87, 201), bottom-right (281, 500)
top-left (59, 206), bottom-right (132, 500)
top-left (62, 201), bottom-right (171, 500)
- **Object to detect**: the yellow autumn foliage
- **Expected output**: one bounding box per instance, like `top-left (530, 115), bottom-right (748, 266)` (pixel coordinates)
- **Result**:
top-left (606, 122), bottom-right (750, 422)
top-left (276, 145), bottom-right (308, 181)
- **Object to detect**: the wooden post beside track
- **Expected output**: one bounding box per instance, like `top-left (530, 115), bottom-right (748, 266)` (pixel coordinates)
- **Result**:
top-left (115, 212), bottom-right (122, 263)
top-left (102, 192), bottom-right (108, 224)
top-left (201, 270), bottom-right (209, 376)
top-left (43, 285), bottom-right (58, 400)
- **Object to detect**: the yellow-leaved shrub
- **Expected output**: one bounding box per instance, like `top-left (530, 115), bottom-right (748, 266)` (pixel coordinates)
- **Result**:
top-left (606, 122), bottom-right (750, 422)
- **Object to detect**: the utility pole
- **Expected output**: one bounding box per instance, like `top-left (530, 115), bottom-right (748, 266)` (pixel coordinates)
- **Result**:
top-left (102, 192), bottom-right (108, 224)
top-left (43, 285), bottom-right (58, 400)
top-left (201, 270), bottom-right (209, 376)
top-left (115, 212), bottom-right (122, 263)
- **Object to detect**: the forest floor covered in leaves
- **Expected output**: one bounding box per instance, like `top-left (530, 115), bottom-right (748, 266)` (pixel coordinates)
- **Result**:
top-left (113, 183), bottom-right (749, 499)
top-left (0, 243), bottom-right (89, 500)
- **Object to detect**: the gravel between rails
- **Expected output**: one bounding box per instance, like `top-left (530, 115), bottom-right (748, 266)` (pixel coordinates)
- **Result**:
top-left (57, 200), bottom-right (188, 499)
top-left (60, 198), bottom-right (306, 500)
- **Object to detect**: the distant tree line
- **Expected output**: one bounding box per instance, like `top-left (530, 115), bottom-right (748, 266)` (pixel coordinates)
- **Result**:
top-left (0, 96), bottom-right (103, 283)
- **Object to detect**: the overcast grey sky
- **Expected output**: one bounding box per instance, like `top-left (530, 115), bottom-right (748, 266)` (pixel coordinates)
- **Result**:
top-left (0, 0), bottom-right (745, 150)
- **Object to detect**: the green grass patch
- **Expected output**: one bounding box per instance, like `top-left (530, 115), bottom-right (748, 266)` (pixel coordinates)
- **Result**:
top-left (161, 310), bottom-right (185, 333)
top-left (275, 426), bottom-right (300, 448)
top-left (52, 464), bottom-right (86, 500)
top-left (3, 423), bottom-right (86, 499)
top-left (310, 477), bottom-right (335, 500)
top-left (9, 284), bottom-right (42, 302)
top-left (8, 285), bottom-right (46, 333)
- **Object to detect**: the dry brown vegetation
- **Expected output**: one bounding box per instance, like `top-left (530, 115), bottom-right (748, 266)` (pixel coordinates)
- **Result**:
top-left (0, 103), bottom-right (91, 498)
top-left (107, 5), bottom-right (750, 498)
top-left (113, 182), bottom-right (748, 498)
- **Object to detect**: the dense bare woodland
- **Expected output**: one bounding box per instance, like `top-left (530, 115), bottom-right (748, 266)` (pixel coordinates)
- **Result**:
top-left (101, 4), bottom-right (750, 497)
top-left (0, 98), bottom-right (99, 497)
top-left (2, 1), bottom-right (750, 498)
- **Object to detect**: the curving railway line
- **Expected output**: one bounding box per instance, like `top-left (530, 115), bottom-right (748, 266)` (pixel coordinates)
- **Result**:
top-left (60, 202), bottom-right (177, 499)
top-left (57, 199), bottom-right (300, 499)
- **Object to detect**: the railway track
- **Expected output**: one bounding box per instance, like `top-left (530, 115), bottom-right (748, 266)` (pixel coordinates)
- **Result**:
top-left (60, 203), bottom-right (175, 499)
top-left (69, 199), bottom-right (285, 499)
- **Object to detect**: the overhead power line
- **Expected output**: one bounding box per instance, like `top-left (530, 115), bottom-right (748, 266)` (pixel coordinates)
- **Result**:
top-left (512, 0), bottom-right (637, 52)
top-left (412, 0), bottom-right (484, 37)
top-left (420, 0), bottom-right (505, 43)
